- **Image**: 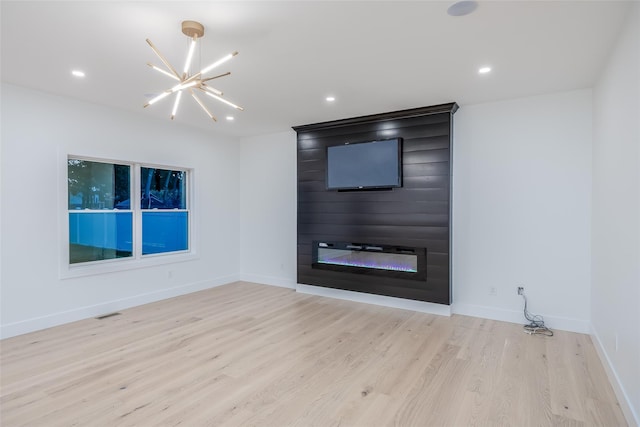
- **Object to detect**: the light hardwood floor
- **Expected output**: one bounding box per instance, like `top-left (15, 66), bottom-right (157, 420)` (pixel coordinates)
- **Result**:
top-left (0, 282), bottom-right (627, 426)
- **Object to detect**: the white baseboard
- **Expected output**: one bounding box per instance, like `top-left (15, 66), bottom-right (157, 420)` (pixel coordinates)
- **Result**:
top-left (452, 302), bottom-right (590, 334)
top-left (591, 327), bottom-right (639, 427)
top-left (239, 273), bottom-right (296, 289)
top-left (0, 274), bottom-right (239, 339)
top-left (295, 283), bottom-right (452, 316)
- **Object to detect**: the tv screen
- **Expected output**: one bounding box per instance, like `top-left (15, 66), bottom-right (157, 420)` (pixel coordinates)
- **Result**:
top-left (326, 138), bottom-right (402, 190)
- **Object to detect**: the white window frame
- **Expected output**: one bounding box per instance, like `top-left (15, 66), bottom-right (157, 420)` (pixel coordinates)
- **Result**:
top-left (59, 153), bottom-right (198, 279)
top-left (136, 163), bottom-right (192, 259)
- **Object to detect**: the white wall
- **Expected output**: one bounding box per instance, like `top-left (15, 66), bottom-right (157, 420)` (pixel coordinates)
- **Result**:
top-left (453, 89), bottom-right (593, 333)
top-left (234, 89), bottom-right (594, 334)
top-left (592, 3), bottom-right (640, 424)
top-left (239, 131), bottom-right (297, 288)
top-left (0, 84), bottom-right (241, 338)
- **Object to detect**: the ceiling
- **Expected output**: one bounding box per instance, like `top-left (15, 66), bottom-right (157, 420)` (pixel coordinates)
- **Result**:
top-left (1, 1), bottom-right (632, 138)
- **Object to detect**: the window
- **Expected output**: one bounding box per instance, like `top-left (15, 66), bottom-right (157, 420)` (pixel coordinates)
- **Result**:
top-left (140, 167), bottom-right (189, 255)
top-left (67, 158), bottom-right (191, 267)
top-left (68, 159), bottom-right (133, 264)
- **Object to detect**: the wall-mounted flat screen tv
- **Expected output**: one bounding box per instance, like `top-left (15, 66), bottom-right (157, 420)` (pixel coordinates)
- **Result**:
top-left (326, 138), bottom-right (402, 190)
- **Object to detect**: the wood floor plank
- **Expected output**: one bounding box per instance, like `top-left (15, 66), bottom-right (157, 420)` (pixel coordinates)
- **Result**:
top-left (521, 332), bottom-right (554, 425)
top-left (0, 282), bottom-right (628, 426)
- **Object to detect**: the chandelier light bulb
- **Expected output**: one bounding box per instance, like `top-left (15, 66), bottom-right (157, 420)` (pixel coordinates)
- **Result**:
top-left (146, 91), bottom-right (171, 106)
top-left (171, 80), bottom-right (198, 92)
top-left (201, 52), bottom-right (237, 75)
top-left (203, 85), bottom-right (223, 96)
top-left (148, 63), bottom-right (180, 81)
top-left (191, 91), bottom-right (216, 121)
top-left (171, 90), bottom-right (183, 119)
top-left (202, 90), bottom-right (244, 111)
top-left (183, 38), bottom-right (197, 74)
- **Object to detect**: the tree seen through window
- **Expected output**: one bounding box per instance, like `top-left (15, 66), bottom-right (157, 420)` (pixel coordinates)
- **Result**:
top-left (141, 167), bottom-right (186, 210)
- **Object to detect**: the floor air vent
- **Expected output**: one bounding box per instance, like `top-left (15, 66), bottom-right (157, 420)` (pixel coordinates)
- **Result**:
top-left (95, 312), bottom-right (121, 320)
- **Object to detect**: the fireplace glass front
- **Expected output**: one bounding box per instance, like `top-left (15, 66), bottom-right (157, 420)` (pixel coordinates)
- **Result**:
top-left (312, 241), bottom-right (426, 280)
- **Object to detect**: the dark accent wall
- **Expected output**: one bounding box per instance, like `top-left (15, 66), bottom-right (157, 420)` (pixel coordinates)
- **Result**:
top-left (293, 103), bottom-right (458, 305)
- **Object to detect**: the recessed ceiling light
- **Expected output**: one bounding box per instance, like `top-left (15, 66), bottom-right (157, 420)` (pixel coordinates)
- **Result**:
top-left (447, 1), bottom-right (478, 17)
top-left (71, 70), bottom-right (85, 78)
top-left (326, 96), bottom-right (336, 102)
top-left (226, 116), bottom-right (234, 121)
top-left (478, 66), bottom-right (492, 74)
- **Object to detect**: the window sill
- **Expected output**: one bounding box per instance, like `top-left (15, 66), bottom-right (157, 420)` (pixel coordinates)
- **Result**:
top-left (59, 252), bottom-right (199, 279)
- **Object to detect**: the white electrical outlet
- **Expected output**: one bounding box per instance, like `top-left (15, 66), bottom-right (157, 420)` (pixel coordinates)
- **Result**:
top-left (489, 287), bottom-right (497, 296)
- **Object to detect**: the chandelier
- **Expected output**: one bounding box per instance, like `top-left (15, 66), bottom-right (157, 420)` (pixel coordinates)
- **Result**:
top-left (144, 20), bottom-right (243, 122)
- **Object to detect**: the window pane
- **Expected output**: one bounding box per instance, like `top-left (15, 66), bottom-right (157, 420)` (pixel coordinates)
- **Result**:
top-left (68, 159), bottom-right (130, 210)
top-left (142, 212), bottom-right (188, 255)
top-left (69, 212), bottom-right (133, 264)
top-left (140, 167), bottom-right (186, 210)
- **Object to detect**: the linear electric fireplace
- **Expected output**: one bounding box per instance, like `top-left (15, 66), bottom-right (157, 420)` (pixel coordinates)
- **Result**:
top-left (312, 241), bottom-right (427, 281)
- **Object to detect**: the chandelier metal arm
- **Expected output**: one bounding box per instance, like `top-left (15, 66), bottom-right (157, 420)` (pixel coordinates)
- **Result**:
top-left (201, 72), bottom-right (231, 83)
top-left (190, 89), bottom-right (217, 121)
top-left (146, 38), bottom-right (181, 79)
top-left (143, 79), bottom-right (196, 108)
top-left (201, 84), bottom-right (223, 96)
top-left (147, 63), bottom-right (180, 81)
top-left (199, 88), bottom-right (244, 111)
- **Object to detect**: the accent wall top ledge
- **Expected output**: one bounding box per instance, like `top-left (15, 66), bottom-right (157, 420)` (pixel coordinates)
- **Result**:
top-left (292, 103), bottom-right (459, 133)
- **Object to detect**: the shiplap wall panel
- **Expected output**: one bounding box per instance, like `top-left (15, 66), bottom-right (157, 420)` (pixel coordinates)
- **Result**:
top-left (294, 104), bottom-right (457, 304)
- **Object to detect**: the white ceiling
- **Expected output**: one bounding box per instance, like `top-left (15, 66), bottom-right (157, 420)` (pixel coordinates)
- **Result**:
top-left (1, 1), bottom-right (632, 138)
